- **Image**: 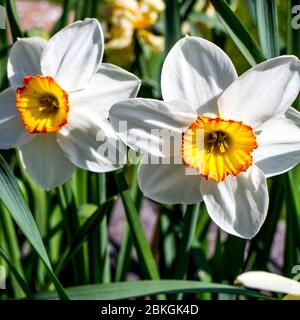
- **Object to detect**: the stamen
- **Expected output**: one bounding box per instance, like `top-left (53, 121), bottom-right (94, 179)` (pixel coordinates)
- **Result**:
top-left (182, 116), bottom-right (258, 182)
top-left (39, 95), bottom-right (60, 113)
top-left (16, 76), bottom-right (69, 134)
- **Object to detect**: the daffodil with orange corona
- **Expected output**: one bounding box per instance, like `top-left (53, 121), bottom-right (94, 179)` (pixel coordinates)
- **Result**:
top-left (110, 36), bottom-right (300, 239)
top-left (0, 19), bottom-right (140, 189)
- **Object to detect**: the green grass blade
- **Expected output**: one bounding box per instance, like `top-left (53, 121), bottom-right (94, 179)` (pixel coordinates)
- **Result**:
top-left (0, 155), bottom-right (69, 299)
top-left (0, 205), bottom-right (25, 298)
top-left (88, 172), bottom-right (111, 284)
top-left (222, 236), bottom-right (246, 283)
top-left (72, 169), bottom-right (88, 207)
top-left (0, 5), bottom-right (9, 91)
top-left (174, 204), bottom-right (200, 279)
top-left (34, 280), bottom-right (270, 300)
top-left (114, 224), bottom-right (133, 282)
top-left (113, 170), bottom-right (160, 280)
top-left (55, 198), bottom-right (115, 276)
top-left (180, 0), bottom-right (197, 20)
top-left (98, 173), bottom-right (110, 284)
top-left (51, 0), bottom-right (77, 35)
top-left (288, 0), bottom-right (300, 109)
top-left (115, 165), bottom-right (143, 282)
top-left (210, 0), bottom-right (265, 66)
top-left (5, 0), bottom-right (23, 41)
top-left (159, 211), bottom-right (177, 276)
top-left (288, 0), bottom-right (300, 58)
top-left (246, 176), bottom-right (283, 270)
top-left (165, 0), bottom-right (181, 53)
top-left (283, 172), bottom-right (300, 276)
top-left (255, 0), bottom-right (280, 58)
top-left (0, 247), bottom-right (32, 298)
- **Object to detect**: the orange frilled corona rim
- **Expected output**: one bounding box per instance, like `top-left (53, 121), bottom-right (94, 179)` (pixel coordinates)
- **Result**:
top-left (182, 116), bottom-right (258, 182)
top-left (16, 76), bottom-right (69, 134)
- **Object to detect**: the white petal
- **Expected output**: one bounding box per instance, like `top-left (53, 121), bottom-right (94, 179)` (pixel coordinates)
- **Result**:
top-left (200, 165), bottom-right (268, 239)
top-left (57, 108), bottom-right (126, 172)
top-left (237, 272), bottom-right (300, 296)
top-left (109, 98), bottom-right (196, 157)
top-left (8, 37), bottom-right (47, 88)
top-left (138, 156), bottom-right (203, 204)
top-left (19, 134), bottom-right (75, 190)
top-left (161, 36), bottom-right (237, 114)
top-left (286, 106), bottom-right (300, 124)
top-left (219, 56), bottom-right (300, 128)
top-left (0, 88), bottom-right (34, 149)
top-left (41, 19), bottom-right (104, 92)
top-left (254, 114), bottom-right (300, 177)
top-left (69, 63), bottom-right (141, 117)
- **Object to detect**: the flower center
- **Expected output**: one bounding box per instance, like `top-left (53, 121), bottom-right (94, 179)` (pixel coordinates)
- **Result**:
top-left (205, 130), bottom-right (230, 154)
top-left (16, 76), bottom-right (69, 133)
top-left (182, 116), bottom-right (258, 182)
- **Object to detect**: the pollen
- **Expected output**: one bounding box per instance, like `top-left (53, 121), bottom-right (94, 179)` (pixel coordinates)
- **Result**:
top-left (182, 116), bottom-right (258, 182)
top-left (16, 76), bottom-right (69, 133)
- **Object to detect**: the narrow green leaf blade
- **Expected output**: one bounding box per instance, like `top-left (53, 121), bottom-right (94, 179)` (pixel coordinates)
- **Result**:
top-left (255, 0), bottom-right (280, 58)
top-left (210, 0), bottom-right (265, 65)
top-left (288, 0), bottom-right (300, 109)
top-left (0, 155), bottom-right (69, 299)
top-left (34, 280), bottom-right (270, 300)
top-left (55, 198), bottom-right (115, 275)
top-left (165, 0), bottom-right (181, 53)
top-left (114, 170), bottom-right (160, 281)
top-left (0, 246), bottom-right (31, 298)
top-left (5, 0), bottom-right (23, 41)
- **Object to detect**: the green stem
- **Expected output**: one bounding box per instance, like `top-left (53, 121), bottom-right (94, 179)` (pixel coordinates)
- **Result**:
top-left (174, 204), bottom-right (200, 279)
top-left (288, 0), bottom-right (300, 109)
top-left (58, 185), bottom-right (84, 284)
top-left (165, 0), bottom-right (181, 53)
top-left (88, 172), bottom-right (111, 283)
top-left (113, 170), bottom-right (160, 280)
top-left (98, 173), bottom-right (110, 283)
top-left (255, 0), bottom-right (280, 58)
top-left (115, 165), bottom-right (143, 282)
top-left (0, 247), bottom-right (32, 298)
top-left (0, 205), bottom-right (25, 298)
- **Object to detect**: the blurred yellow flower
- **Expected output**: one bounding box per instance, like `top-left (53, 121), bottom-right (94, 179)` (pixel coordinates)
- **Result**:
top-left (105, 0), bottom-right (165, 65)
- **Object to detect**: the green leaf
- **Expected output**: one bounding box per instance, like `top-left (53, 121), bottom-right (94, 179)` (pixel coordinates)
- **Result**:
top-left (288, 0), bottom-right (300, 58)
top-left (0, 205), bottom-right (25, 298)
top-left (255, 0), bottom-right (280, 58)
top-left (174, 204), bottom-right (199, 279)
top-left (0, 155), bottom-right (69, 299)
top-left (165, 0), bottom-right (181, 53)
top-left (0, 2), bottom-right (9, 91)
top-left (180, 0), bottom-right (197, 20)
top-left (34, 280), bottom-right (270, 300)
top-left (5, 0), bottom-right (23, 41)
top-left (189, 11), bottom-right (224, 30)
top-left (283, 172), bottom-right (300, 276)
top-left (55, 198), bottom-right (115, 276)
top-left (222, 236), bottom-right (246, 283)
top-left (0, 247), bottom-right (32, 298)
top-left (114, 170), bottom-right (160, 281)
top-left (51, 0), bottom-right (77, 35)
top-left (115, 165), bottom-right (143, 282)
top-left (246, 177), bottom-right (284, 270)
top-left (210, 0), bottom-right (265, 66)
top-left (287, 0), bottom-right (300, 109)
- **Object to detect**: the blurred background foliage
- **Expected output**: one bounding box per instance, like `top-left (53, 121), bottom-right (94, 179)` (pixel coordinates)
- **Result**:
top-left (0, 0), bottom-right (299, 300)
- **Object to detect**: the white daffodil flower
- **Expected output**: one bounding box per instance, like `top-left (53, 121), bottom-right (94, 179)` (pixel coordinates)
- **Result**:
top-left (236, 271), bottom-right (300, 299)
top-left (0, 18), bottom-right (140, 190)
top-left (110, 36), bottom-right (300, 239)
